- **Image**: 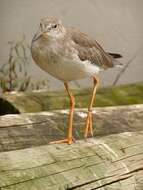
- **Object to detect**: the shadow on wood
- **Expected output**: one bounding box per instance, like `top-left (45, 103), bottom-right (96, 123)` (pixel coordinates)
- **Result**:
top-left (0, 98), bottom-right (20, 115)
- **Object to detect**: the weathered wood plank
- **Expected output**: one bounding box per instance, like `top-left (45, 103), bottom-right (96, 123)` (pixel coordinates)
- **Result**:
top-left (0, 131), bottom-right (143, 189)
top-left (0, 105), bottom-right (143, 152)
top-left (0, 104), bottom-right (143, 189)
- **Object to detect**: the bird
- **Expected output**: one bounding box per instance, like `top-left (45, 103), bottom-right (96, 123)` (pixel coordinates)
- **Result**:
top-left (31, 16), bottom-right (122, 145)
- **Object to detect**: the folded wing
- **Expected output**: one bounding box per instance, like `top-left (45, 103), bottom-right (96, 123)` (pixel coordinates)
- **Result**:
top-left (67, 27), bottom-right (122, 69)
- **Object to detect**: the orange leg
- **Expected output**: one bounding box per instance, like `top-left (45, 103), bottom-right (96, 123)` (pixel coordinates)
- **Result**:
top-left (84, 76), bottom-right (99, 138)
top-left (50, 82), bottom-right (75, 145)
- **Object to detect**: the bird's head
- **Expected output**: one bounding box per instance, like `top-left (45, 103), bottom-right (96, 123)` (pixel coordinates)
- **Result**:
top-left (32, 16), bottom-right (66, 42)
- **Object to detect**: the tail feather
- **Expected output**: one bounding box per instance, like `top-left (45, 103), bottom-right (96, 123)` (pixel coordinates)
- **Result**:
top-left (108, 52), bottom-right (122, 59)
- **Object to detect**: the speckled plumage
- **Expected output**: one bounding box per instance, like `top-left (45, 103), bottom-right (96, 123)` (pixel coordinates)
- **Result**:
top-left (67, 27), bottom-right (115, 68)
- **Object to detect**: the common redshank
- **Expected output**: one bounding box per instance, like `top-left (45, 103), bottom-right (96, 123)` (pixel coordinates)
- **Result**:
top-left (31, 16), bottom-right (122, 144)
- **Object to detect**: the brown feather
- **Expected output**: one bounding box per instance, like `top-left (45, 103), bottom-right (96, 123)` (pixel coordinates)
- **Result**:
top-left (67, 27), bottom-right (114, 68)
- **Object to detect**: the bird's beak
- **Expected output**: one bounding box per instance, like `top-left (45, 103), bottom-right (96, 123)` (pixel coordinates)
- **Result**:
top-left (32, 30), bottom-right (48, 42)
top-left (32, 30), bottom-right (43, 42)
top-left (43, 32), bottom-right (48, 38)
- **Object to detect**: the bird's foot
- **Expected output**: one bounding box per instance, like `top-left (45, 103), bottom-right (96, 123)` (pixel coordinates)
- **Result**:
top-left (49, 137), bottom-right (75, 145)
top-left (84, 111), bottom-right (93, 138)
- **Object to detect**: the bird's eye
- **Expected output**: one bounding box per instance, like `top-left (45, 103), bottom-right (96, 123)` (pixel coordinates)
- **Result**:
top-left (53, 24), bottom-right (58, 28)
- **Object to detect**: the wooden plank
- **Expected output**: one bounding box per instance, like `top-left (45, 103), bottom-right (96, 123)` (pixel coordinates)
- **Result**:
top-left (0, 105), bottom-right (143, 152)
top-left (0, 131), bottom-right (143, 189)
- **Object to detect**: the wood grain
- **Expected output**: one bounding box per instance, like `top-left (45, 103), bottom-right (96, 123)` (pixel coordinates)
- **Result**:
top-left (0, 131), bottom-right (143, 189)
top-left (0, 105), bottom-right (143, 189)
top-left (0, 105), bottom-right (143, 152)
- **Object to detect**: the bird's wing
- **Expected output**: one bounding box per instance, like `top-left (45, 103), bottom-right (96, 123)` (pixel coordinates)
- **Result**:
top-left (67, 27), bottom-right (114, 68)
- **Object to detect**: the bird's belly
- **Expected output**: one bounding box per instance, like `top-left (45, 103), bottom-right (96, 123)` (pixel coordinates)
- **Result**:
top-left (36, 60), bottom-right (85, 81)
top-left (32, 47), bottom-right (100, 81)
top-left (39, 57), bottom-right (100, 82)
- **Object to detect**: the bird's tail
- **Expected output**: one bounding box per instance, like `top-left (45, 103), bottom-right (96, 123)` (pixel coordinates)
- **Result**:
top-left (107, 52), bottom-right (123, 67)
top-left (108, 52), bottom-right (122, 59)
